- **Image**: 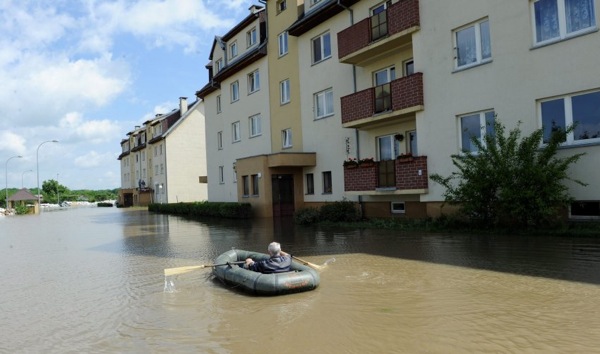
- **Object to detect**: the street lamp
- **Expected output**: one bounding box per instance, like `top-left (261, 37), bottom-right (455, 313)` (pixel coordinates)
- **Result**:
top-left (22, 169), bottom-right (33, 188)
top-left (5, 155), bottom-right (23, 210)
top-left (36, 140), bottom-right (59, 209)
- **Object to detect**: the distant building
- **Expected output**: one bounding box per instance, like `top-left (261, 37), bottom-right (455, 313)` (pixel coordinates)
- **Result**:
top-left (118, 97), bottom-right (207, 206)
top-left (8, 188), bottom-right (38, 214)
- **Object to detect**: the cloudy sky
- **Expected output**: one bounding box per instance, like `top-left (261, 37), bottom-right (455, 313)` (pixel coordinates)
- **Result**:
top-left (0, 0), bottom-right (251, 191)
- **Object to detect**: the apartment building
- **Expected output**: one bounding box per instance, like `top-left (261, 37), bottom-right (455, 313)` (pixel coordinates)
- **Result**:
top-left (118, 97), bottom-right (208, 206)
top-left (198, 0), bottom-right (600, 220)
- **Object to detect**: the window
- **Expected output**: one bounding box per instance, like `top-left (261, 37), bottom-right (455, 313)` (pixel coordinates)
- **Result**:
top-left (391, 202), bottom-right (406, 214)
top-left (232, 121), bottom-right (241, 142)
top-left (215, 58), bottom-right (223, 73)
top-left (454, 18), bottom-right (492, 69)
top-left (404, 59), bottom-right (414, 76)
top-left (571, 201), bottom-right (600, 218)
top-left (249, 114), bottom-right (262, 137)
top-left (540, 90), bottom-right (600, 143)
top-left (374, 67), bottom-right (395, 113)
top-left (247, 27), bottom-right (257, 47)
top-left (232, 163), bottom-right (237, 183)
top-left (315, 88), bottom-right (334, 119)
top-left (532, 0), bottom-right (596, 45)
top-left (306, 173), bottom-right (314, 195)
top-left (371, 2), bottom-right (389, 40)
top-left (242, 175), bottom-right (249, 196)
top-left (311, 0), bottom-right (323, 6)
top-left (282, 128), bottom-right (292, 148)
top-left (248, 70), bottom-right (260, 93)
top-left (230, 41), bottom-right (238, 58)
top-left (312, 32), bottom-right (331, 64)
top-left (278, 31), bottom-right (288, 56)
top-left (252, 174), bottom-right (259, 195)
top-left (280, 79), bottom-right (290, 104)
top-left (216, 95), bottom-right (221, 113)
top-left (277, 0), bottom-right (287, 13)
top-left (217, 131), bottom-right (223, 150)
top-left (378, 134), bottom-right (400, 160)
top-left (408, 130), bottom-right (418, 155)
top-left (322, 171), bottom-right (332, 194)
top-left (219, 166), bottom-right (225, 184)
top-left (231, 81), bottom-right (239, 102)
top-left (459, 110), bottom-right (496, 152)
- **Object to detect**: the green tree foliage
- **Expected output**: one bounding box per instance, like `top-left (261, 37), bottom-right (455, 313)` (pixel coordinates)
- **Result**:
top-left (430, 120), bottom-right (586, 228)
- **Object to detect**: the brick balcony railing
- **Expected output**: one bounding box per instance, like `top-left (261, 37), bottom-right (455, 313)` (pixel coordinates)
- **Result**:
top-left (337, 0), bottom-right (420, 59)
top-left (341, 73), bottom-right (423, 125)
top-left (344, 156), bottom-right (428, 192)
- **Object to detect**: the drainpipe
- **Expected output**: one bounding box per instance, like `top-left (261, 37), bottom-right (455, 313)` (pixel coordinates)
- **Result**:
top-left (337, 1), bottom-right (364, 216)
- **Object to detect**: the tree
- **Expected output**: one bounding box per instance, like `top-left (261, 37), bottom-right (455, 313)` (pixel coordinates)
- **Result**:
top-left (430, 119), bottom-right (586, 228)
top-left (41, 179), bottom-right (69, 204)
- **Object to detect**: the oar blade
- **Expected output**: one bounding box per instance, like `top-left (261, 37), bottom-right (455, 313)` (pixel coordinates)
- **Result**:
top-left (164, 265), bottom-right (207, 277)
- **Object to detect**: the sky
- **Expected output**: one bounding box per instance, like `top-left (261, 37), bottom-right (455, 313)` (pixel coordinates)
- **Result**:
top-left (0, 0), bottom-right (253, 191)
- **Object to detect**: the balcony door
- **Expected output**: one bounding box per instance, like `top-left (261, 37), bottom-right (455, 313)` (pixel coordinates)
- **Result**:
top-left (370, 1), bottom-right (390, 41)
top-left (377, 134), bottom-right (399, 188)
top-left (374, 67), bottom-right (395, 113)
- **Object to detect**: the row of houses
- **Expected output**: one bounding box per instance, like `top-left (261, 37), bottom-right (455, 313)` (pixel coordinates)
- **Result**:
top-left (118, 0), bottom-right (600, 220)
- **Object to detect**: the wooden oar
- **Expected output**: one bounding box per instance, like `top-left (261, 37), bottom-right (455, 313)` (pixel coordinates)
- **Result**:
top-left (164, 261), bottom-right (245, 277)
top-left (291, 255), bottom-right (325, 271)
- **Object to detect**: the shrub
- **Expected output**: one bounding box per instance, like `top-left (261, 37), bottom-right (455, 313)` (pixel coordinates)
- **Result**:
top-left (294, 207), bottom-right (321, 225)
top-left (319, 200), bottom-right (361, 222)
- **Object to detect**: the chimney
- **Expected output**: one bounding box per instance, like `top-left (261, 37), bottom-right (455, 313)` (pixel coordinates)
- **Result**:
top-left (249, 5), bottom-right (262, 14)
top-left (179, 97), bottom-right (188, 115)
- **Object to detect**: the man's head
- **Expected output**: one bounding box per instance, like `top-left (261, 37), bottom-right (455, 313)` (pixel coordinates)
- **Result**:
top-left (267, 242), bottom-right (281, 256)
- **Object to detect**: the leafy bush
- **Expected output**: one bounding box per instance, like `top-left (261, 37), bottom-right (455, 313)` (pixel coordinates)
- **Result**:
top-left (430, 119), bottom-right (586, 228)
top-left (149, 201), bottom-right (251, 219)
top-left (294, 207), bottom-right (320, 225)
top-left (319, 200), bottom-right (361, 222)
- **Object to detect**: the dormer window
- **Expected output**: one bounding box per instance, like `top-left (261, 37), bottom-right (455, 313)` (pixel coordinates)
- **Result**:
top-left (247, 27), bottom-right (257, 47)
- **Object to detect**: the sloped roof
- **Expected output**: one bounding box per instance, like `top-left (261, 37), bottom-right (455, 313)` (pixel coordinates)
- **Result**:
top-left (8, 188), bottom-right (37, 201)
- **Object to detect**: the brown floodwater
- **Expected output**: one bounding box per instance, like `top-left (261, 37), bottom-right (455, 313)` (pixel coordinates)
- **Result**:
top-left (1, 207), bottom-right (600, 353)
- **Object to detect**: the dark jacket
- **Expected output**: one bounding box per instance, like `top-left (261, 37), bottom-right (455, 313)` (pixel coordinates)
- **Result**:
top-left (248, 255), bottom-right (292, 274)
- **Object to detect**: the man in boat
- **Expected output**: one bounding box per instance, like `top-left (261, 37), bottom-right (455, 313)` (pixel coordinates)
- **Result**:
top-left (244, 242), bottom-right (292, 273)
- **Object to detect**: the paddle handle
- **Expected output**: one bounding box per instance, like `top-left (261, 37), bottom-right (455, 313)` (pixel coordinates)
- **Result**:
top-left (164, 261), bottom-right (245, 276)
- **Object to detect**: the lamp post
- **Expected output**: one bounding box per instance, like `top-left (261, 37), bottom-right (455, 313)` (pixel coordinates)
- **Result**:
top-left (56, 173), bottom-right (60, 206)
top-left (5, 155), bottom-right (23, 210)
top-left (22, 169), bottom-right (33, 188)
top-left (36, 140), bottom-right (59, 209)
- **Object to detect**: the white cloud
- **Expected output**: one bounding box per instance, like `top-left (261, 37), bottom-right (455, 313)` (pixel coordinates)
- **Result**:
top-left (0, 131), bottom-right (27, 156)
top-left (74, 150), bottom-right (115, 169)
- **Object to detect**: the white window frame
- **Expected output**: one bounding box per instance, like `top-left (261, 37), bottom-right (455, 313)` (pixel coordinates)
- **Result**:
top-left (216, 95), bottom-right (222, 113)
top-left (219, 166), bottom-right (225, 184)
top-left (231, 81), bottom-right (239, 102)
top-left (232, 121), bottom-right (241, 142)
top-left (539, 89), bottom-right (600, 145)
top-left (277, 0), bottom-right (287, 13)
top-left (373, 66), bottom-right (396, 86)
top-left (458, 110), bottom-right (496, 153)
top-left (278, 31), bottom-right (289, 56)
top-left (453, 18), bottom-right (492, 70)
top-left (251, 174), bottom-right (259, 196)
top-left (531, 0), bottom-right (597, 46)
top-left (215, 58), bottom-right (223, 73)
top-left (314, 88), bottom-right (334, 119)
top-left (280, 79), bottom-right (290, 104)
top-left (247, 27), bottom-right (257, 47)
top-left (248, 70), bottom-right (260, 94)
top-left (230, 41), bottom-right (238, 59)
top-left (322, 171), bottom-right (332, 194)
top-left (217, 131), bottom-right (223, 150)
top-left (282, 128), bottom-right (293, 148)
top-left (391, 202), bottom-right (406, 214)
top-left (249, 114), bottom-right (262, 137)
top-left (311, 32), bottom-right (331, 64)
top-left (404, 59), bottom-right (414, 76)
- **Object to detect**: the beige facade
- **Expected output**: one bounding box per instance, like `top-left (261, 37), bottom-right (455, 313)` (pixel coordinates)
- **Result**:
top-left (118, 98), bottom-right (207, 206)
top-left (197, 0), bottom-right (600, 220)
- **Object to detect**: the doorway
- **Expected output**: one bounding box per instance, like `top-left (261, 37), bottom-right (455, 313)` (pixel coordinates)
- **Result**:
top-left (272, 174), bottom-right (295, 217)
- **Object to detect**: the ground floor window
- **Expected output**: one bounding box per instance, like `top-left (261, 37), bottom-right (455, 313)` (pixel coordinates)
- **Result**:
top-left (391, 202), bottom-right (405, 214)
top-left (251, 174), bottom-right (259, 196)
top-left (322, 171), bottom-right (332, 194)
top-left (242, 175), bottom-right (250, 196)
top-left (306, 173), bottom-right (314, 195)
top-left (570, 201), bottom-right (600, 219)
top-left (540, 89), bottom-right (600, 144)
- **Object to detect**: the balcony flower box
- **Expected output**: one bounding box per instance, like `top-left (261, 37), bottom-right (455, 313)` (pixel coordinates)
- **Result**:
top-left (397, 153), bottom-right (414, 163)
top-left (343, 158), bottom-right (359, 169)
top-left (359, 157), bottom-right (376, 168)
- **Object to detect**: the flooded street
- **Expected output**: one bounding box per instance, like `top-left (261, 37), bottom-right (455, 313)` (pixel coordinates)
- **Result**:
top-left (1, 207), bottom-right (600, 353)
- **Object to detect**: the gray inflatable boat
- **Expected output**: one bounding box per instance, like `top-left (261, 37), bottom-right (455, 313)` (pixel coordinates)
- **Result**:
top-left (212, 249), bottom-right (320, 296)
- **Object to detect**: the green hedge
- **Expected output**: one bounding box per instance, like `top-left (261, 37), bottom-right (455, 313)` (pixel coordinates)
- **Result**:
top-left (148, 201), bottom-right (252, 219)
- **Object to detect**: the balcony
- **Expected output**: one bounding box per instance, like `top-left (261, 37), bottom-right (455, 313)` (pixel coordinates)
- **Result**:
top-left (343, 156), bottom-right (428, 195)
top-left (341, 73), bottom-right (423, 129)
top-left (337, 0), bottom-right (420, 65)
